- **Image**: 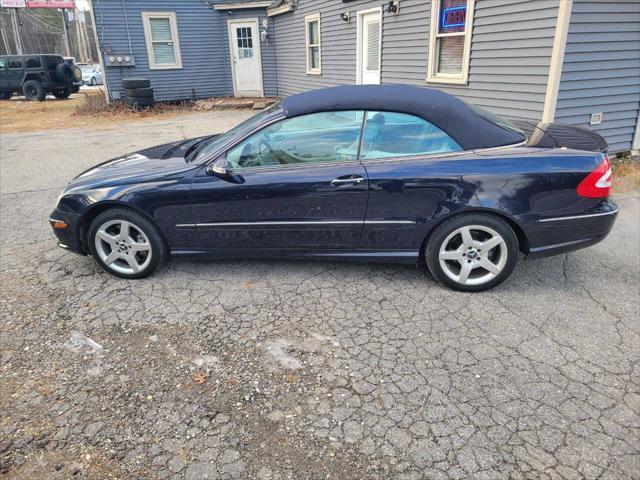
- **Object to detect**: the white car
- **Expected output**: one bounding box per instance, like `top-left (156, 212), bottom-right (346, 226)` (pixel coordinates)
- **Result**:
top-left (81, 65), bottom-right (103, 86)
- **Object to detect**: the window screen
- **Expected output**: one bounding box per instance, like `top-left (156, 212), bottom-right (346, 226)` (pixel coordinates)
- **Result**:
top-left (306, 15), bottom-right (321, 72)
top-left (150, 18), bottom-right (175, 64)
top-left (430, 0), bottom-right (471, 80)
top-left (143, 12), bottom-right (181, 68)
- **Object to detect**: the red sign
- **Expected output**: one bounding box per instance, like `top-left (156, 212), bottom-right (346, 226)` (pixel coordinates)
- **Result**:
top-left (25, 0), bottom-right (75, 7)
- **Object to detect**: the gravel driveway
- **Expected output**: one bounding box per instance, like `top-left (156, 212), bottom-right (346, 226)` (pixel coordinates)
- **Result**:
top-left (1, 111), bottom-right (639, 479)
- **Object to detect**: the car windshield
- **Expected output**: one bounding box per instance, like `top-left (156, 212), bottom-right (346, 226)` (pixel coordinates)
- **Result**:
top-left (81, 66), bottom-right (96, 73)
top-left (465, 102), bottom-right (526, 140)
top-left (188, 102), bottom-right (283, 162)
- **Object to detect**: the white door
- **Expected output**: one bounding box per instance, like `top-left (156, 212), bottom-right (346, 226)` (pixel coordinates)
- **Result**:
top-left (358, 10), bottom-right (381, 84)
top-left (229, 20), bottom-right (263, 97)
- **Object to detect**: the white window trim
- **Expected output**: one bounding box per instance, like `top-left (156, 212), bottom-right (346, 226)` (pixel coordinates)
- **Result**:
top-left (427, 0), bottom-right (474, 85)
top-left (356, 7), bottom-right (382, 85)
top-left (142, 11), bottom-right (182, 70)
top-left (305, 13), bottom-right (321, 75)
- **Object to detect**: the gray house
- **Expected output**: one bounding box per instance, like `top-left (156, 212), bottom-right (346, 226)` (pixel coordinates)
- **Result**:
top-left (92, 0), bottom-right (640, 153)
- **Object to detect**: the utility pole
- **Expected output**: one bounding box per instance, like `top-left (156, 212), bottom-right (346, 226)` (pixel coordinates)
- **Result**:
top-left (60, 8), bottom-right (71, 57)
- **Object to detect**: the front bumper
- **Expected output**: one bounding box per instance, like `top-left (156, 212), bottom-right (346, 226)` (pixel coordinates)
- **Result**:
top-left (524, 199), bottom-right (618, 258)
top-left (49, 209), bottom-right (86, 255)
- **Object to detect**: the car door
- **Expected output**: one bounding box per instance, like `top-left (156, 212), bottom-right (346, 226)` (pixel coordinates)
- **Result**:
top-left (189, 110), bottom-right (369, 250)
top-left (358, 110), bottom-right (466, 251)
top-left (7, 58), bottom-right (23, 89)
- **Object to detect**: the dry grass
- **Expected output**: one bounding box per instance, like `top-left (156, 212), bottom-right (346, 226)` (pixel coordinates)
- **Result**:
top-left (612, 154), bottom-right (640, 193)
top-left (0, 89), bottom-right (193, 134)
top-left (72, 89), bottom-right (195, 119)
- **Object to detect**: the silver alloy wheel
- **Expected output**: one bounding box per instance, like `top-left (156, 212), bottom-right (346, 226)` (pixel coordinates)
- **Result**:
top-left (438, 225), bottom-right (508, 286)
top-left (94, 219), bottom-right (152, 275)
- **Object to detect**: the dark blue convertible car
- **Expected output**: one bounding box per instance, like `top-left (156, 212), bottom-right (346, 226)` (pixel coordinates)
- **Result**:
top-left (50, 85), bottom-right (617, 291)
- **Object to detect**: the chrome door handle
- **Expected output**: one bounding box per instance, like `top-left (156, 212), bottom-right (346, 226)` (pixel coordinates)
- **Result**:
top-left (331, 176), bottom-right (365, 186)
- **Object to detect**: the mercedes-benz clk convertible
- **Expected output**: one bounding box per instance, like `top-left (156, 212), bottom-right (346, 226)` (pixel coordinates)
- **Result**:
top-left (50, 85), bottom-right (617, 291)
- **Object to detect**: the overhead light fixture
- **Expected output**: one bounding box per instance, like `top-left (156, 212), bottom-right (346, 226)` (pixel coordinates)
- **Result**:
top-left (386, 0), bottom-right (400, 14)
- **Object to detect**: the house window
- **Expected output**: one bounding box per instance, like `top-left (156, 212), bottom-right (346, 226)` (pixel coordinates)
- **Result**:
top-left (305, 14), bottom-right (321, 74)
top-left (427, 0), bottom-right (474, 84)
top-left (142, 12), bottom-right (182, 69)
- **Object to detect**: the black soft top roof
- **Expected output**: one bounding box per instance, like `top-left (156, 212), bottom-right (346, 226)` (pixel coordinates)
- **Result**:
top-left (281, 85), bottom-right (524, 150)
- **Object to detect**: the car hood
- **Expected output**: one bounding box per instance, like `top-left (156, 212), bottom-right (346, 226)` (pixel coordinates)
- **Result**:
top-left (65, 135), bottom-right (216, 191)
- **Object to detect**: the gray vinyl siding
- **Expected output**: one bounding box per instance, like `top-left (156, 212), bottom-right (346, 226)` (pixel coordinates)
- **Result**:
top-left (556, 0), bottom-right (640, 153)
top-left (272, 0), bottom-right (559, 121)
top-left (273, 0), bottom-right (376, 94)
top-left (96, 0), bottom-right (276, 101)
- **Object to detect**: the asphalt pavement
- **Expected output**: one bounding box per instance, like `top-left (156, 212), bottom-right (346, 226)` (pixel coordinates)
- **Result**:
top-left (1, 110), bottom-right (639, 479)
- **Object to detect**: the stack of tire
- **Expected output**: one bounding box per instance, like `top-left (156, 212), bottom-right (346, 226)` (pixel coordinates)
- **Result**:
top-left (122, 78), bottom-right (154, 108)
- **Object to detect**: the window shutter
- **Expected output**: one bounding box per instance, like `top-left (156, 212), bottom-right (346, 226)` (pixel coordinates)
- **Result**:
top-left (366, 21), bottom-right (380, 70)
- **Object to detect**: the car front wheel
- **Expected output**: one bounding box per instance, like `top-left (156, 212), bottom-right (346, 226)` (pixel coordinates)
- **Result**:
top-left (88, 209), bottom-right (167, 279)
top-left (425, 213), bottom-right (519, 292)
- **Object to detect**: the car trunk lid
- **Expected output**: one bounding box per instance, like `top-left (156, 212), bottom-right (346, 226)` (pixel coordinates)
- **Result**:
top-left (511, 119), bottom-right (608, 153)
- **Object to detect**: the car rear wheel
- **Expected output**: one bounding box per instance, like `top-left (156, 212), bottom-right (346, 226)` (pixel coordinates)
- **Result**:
top-left (22, 80), bottom-right (46, 101)
top-left (425, 213), bottom-right (518, 292)
top-left (88, 209), bottom-right (167, 279)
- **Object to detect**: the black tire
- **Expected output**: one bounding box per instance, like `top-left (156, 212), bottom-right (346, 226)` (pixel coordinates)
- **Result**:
top-left (125, 87), bottom-right (154, 98)
top-left (88, 208), bottom-right (167, 279)
top-left (52, 87), bottom-right (72, 99)
top-left (55, 63), bottom-right (74, 83)
top-left (0, 91), bottom-right (12, 100)
top-left (90, 77), bottom-right (97, 86)
top-left (425, 213), bottom-right (519, 292)
top-left (122, 78), bottom-right (150, 89)
top-left (72, 85), bottom-right (81, 93)
top-left (72, 65), bottom-right (82, 83)
top-left (126, 96), bottom-right (154, 107)
top-left (22, 80), bottom-right (46, 101)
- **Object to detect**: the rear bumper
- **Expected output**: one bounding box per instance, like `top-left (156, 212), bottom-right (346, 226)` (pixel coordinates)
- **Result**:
top-left (524, 200), bottom-right (618, 258)
top-left (49, 209), bottom-right (86, 255)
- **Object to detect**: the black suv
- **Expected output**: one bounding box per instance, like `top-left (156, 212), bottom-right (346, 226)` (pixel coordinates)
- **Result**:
top-left (0, 54), bottom-right (83, 101)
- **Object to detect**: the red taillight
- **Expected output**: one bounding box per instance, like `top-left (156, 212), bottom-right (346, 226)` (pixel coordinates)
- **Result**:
top-left (577, 155), bottom-right (612, 198)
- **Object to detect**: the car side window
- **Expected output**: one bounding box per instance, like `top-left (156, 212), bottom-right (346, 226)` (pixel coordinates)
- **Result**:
top-left (0, 58), bottom-right (5, 69)
top-left (226, 111), bottom-right (365, 169)
top-left (360, 111), bottom-right (462, 160)
top-left (8, 60), bottom-right (22, 69)
top-left (25, 57), bottom-right (41, 69)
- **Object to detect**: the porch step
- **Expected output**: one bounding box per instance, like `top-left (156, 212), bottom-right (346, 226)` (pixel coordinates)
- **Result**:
top-left (194, 97), bottom-right (278, 111)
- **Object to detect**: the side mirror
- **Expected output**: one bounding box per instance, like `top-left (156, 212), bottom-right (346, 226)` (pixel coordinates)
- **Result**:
top-left (207, 163), bottom-right (230, 177)
top-left (206, 158), bottom-right (244, 184)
